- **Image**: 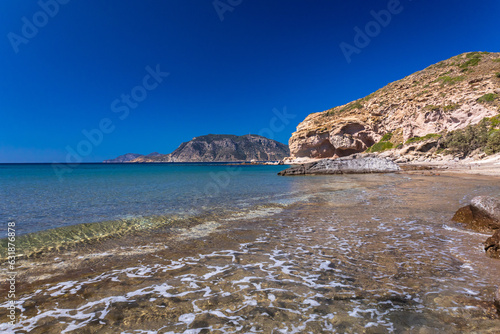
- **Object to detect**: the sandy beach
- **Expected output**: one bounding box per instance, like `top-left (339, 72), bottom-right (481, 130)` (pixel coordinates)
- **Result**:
top-left (285, 153), bottom-right (500, 177)
top-left (400, 154), bottom-right (500, 177)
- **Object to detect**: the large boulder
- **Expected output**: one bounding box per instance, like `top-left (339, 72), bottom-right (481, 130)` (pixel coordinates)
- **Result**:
top-left (471, 196), bottom-right (500, 222)
top-left (453, 196), bottom-right (500, 260)
top-left (278, 154), bottom-right (401, 176)
top-left (452, 196), bottom-right (500, 232)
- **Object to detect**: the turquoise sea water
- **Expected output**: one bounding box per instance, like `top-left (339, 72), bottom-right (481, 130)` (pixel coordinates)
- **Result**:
top-left (0, 163), bottom-right (305, 236)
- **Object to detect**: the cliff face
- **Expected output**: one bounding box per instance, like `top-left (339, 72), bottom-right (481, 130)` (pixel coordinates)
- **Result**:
top-left (130, 134), bottom-right (290, 162)
top-left (288, 52), bottom-right (500, 160)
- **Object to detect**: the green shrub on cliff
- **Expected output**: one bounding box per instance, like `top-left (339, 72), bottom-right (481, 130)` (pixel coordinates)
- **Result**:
top-left (477, 93), bottom-right (498, 103)
top-left (487, 115), bottom-right (500, 127)
top-left (435, 75), bottom-right (464, 86)
top-left (405, 133), bottom-right (442, 145)
top-left (442, 120), bottom-right (489, 156)
top-left (444, 104), bottom-right (461, 112)
top-left (327, 100), bottom-right (365, 116)
top-left (366, 141), bottom-right (393, 153)
top-left (424, 104), bottom-right (460, 112)
top-left (459, 53), bottom-right (482, 70)
top-left (485, 130), bottom-right (500, 155)
top-left (341, 100), bottom-right (363, 113)
top-left (325, 107), bottom-right (339, 116)
top-left (424, 105), bottom-right (439, 112)
top-left (365, 132), bottom-right (396, 153)
top-left (381, 132), bottom-right (393, 141)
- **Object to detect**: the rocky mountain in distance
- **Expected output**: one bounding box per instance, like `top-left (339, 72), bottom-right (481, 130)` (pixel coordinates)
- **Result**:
top-left (104, 153), bottom-right (144, 163)
top-left (287, 51), bottom-right (500, 163)
top-left (105, 134), bottom-right (290, 163)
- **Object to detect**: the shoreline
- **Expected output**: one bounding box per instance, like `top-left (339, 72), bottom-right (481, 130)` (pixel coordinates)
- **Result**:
top-left (284, 153), bottom-right (500, 177)
top-left (399, 157), bottom-right (500, 176)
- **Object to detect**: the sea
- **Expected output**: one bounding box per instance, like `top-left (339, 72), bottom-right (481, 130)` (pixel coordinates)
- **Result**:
top-left (0, 163), bottom-right (499, 333)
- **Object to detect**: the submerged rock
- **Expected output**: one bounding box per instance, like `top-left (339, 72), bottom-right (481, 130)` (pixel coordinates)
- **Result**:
top-left (485, 230), bottom-right (500, 259)
top-left (277, 154), bottom-right (401, 176)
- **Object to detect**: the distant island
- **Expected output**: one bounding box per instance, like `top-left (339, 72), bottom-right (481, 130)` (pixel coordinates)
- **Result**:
top-left (104, 134), bottom-right (290, 163)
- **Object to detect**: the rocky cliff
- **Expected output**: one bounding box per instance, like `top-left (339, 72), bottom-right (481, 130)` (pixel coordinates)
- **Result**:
top-left (288, 52), bottom-right (500, 161)
top-left (118, 134), bottom-right (289, 163)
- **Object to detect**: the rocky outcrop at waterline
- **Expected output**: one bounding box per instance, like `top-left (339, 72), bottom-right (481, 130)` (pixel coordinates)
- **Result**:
top-left (277, 154), bottom-right (400, 176)
top-left (453, 196), bottom-right (500, 259)
top-left (485, 230), bottom-right (500, 259)
top-left (495, 287), bottom-right (500, 313)
top-left (452, 196), bottom-right (500, 233)
top-left (287, 52), bottom-right (500, 162)
top-left (105, 134), bottom-right (290, 163)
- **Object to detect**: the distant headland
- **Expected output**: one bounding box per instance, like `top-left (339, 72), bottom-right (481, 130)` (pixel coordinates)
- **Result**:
top-left (104, 134), bottom-right (289, 163)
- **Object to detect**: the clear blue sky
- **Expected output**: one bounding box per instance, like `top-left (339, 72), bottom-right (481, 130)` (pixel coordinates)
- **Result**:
top-left (1, 0), bottom-right (499, 162)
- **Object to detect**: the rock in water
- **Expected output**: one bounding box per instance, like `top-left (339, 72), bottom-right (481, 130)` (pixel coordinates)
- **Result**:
top-left (452, 196), bottom-right (500, 232)
top-left (495, 287), bottom-right (500, 313)
top-left (277, 154), bottom-right (400, 176)
top-left (485, 230), bottom-right (500, 259)
top-left (453, 195), bottom-right (500, 260)
top-left (471, 196), bottom-right (500, 222)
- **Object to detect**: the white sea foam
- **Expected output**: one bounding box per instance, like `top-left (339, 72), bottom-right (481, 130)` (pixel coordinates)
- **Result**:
top-left (303, 299), bottom-right (320, 306)
top-left (178, 313), bottom-right (196, 326)
top-left (223, 207), bottom-right (284, 221)
top-left (442, 225), bottom-right (491, 236)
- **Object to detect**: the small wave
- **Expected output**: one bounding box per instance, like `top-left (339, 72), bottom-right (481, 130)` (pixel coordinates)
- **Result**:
top-left (442, 224), bottom-right (492, 236)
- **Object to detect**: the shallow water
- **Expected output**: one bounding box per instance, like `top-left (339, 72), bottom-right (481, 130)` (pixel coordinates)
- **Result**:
top-left (1, 170), bottom-right (500, 333)
top-left (0, 163), bottom-right (306, 236)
